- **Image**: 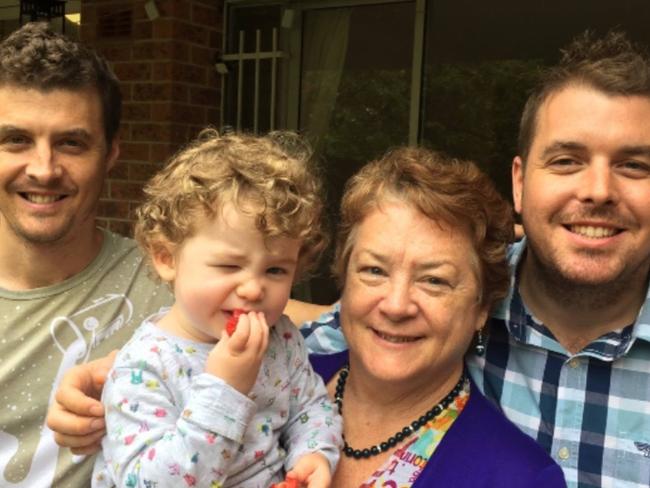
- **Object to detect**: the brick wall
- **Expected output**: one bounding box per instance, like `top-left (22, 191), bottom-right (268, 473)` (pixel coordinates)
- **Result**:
top-left (81, 0), bottom-right (223, 235)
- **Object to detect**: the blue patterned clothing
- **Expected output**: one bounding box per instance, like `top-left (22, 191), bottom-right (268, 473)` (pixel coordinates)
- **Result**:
top-left (93, 315), bottom-right (342, 488)
top-left (301, 239), bottom-right (650, 488)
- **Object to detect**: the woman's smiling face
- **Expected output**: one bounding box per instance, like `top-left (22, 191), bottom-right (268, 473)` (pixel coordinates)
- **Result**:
top-left (340, 199), bottom-right (488, 387)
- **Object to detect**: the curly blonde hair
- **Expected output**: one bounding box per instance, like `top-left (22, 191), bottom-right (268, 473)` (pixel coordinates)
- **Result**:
top-left (334, 146), bottom-right (514, 310)
top-left (135, 129), bottom-right (328, 278)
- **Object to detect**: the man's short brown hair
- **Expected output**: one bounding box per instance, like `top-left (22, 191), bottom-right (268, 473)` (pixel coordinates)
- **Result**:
top-left (0, 22), bottom-right (121, 144)
top-left (518, 30), bottom-right (650, 161)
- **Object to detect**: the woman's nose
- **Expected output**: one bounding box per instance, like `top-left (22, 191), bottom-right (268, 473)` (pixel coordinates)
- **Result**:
top-left (378, 278), bottom-right (417, 320)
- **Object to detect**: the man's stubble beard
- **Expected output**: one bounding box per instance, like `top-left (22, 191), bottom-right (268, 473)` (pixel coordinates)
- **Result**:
top-left (524, 239), bottom-right (649, 311)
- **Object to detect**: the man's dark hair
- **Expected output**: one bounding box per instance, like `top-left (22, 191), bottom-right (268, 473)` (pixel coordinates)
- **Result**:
top-left (518, 30), bottom-right (650, 160)
top-left (0, 22), bottom-right (121, 144)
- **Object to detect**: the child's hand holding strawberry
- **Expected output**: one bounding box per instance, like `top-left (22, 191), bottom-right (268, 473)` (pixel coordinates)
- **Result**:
top-left (278, 452), bottom-right (331, 488)
top-left (205, 311), bottom-right (269, 394)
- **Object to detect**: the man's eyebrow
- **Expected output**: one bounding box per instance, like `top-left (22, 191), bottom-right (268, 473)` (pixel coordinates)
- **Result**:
top-left (539, 141), bottom-right (587, 159)
top-left (0, 126), bottom-right (92, 139)
top-left (56, 128), bottom-right (92, 139)
top-left (0, 124), bottom-right (25, 135)
top-left (619, 145), bottom-right (650, 158)
top-left (539, 142), bottom-right (650, 160)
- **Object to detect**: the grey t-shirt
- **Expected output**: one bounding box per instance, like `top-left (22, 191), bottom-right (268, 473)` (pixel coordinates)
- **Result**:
top-left (0, 230), bottom-right (173, 488)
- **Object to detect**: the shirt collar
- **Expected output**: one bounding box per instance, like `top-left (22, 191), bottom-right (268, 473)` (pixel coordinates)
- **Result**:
top-left (493, 238), bottom-right (650, 359)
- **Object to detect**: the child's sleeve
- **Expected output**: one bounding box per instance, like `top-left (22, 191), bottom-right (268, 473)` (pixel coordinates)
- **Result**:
top-left (277, 319), bottom-right (343, 474)
top-left (97, 343), bottom-right (256, 487)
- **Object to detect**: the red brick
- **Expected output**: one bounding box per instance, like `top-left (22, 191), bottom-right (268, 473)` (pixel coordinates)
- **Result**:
top-left (152, 62), bottom-right (173, 81)
top-left (120, 83), bottom-right (133, 101)
top-left (206, 68), bottom-right (220, 87)
top-left (114, 62), bottom-right (152, 82)
top-left (80, 4), bottom-right (98, 24)
top-left (190, 86), bottom-right (218, 106)
top-left (120, 122), bottom-right (132, 139)
top-left (100, 44), bottom-right (133, 61)
top-left (152, 62), bottom-right (206, 84)
top-left (170, 84), bottom-right (189, 103)
top-left (181, 104), bottom-right (207, 125)
top-left (131, 123), bottom-right (173, 142)
top-left (171, 41), bottom-right (191, 61)
top-left (133, 40), bottom-right (189, 61)
top-left (132, 20), bottom-right (153, 39)
top-left (98, 199), bottom-right (131, 218)
top-left (131, 41), bottom-right (155, 60)
top-left (170, 123), bottom-right (191, 143)
top-left (209, 29), bottom-right (222, 48)
top-left (191, 3), bottom-right (219, 27)
top-left (150, 102), bottom-right (171, 121)
top-left (120, 141), bottom-right (150, 161)
top-left (150, 143), bottom-right (178, 164)
top-left (108, 162), bottom-right (129, 179)
top-left (187, 125), bottom-right (206, 140)
top-left (128, 203), bottom-right (140, 220)
top-left (207, 107), bottom-right (220, 125)
top-left (191, 45), bottom-right (212, 65)
top-left (176, 63), bottom-right (207, 85)
top-left (153, 18), bottom-right (174, 39)
top-left (157, 0), bottom-right (191, 20)
top-left (133, 83), bottom-right (172, 101)
top-left (80, 24), bottom-right (97, 42)
top-left (128, 161), bottom-right (162, 181)
top-left (111, 180), bottom-right (146, 200)
top-left (123, 102), bottom-right (151, 122)
top-left (174, 21), bottom-right (209, 46)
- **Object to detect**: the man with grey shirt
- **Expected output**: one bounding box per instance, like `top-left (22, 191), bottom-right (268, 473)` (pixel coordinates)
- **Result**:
top-left (0, 23), bottom-right (171, 487)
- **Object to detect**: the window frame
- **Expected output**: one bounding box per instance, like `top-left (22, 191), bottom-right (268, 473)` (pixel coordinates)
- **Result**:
top-left (221, 0), bottom-right (426, 144)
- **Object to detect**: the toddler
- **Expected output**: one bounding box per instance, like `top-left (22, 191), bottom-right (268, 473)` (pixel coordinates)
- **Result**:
top-left (92, 130), bottom-right (342, 487)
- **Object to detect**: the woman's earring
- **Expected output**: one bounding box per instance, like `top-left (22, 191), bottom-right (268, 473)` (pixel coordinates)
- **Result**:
top-left (475, 328), bottom-right (486, 356)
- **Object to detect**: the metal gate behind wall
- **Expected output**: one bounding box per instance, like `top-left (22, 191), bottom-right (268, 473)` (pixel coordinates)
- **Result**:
top-left (219, 27), bottom-right (284, 134)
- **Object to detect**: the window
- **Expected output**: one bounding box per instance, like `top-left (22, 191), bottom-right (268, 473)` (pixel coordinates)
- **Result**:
top-left (223, 0), bottom-right (650, 303)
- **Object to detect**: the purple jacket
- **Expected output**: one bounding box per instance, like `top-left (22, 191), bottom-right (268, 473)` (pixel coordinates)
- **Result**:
top-left (310, 350), bottom-right (566, 487)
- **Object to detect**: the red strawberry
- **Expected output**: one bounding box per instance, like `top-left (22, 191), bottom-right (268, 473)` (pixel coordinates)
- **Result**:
top-left (225, 309), bottom-right (245, 336)
top-left (269, 476), bottom-right (299, 488)
top-left (284, 478), bottom-right (299, 488)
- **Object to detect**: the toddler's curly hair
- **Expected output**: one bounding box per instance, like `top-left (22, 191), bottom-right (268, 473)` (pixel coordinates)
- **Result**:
top-left (135, 129), bottom-right (328, 278)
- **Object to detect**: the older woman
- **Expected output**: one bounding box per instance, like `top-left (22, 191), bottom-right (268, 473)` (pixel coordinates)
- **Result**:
top-left (303, 147), bottom-right (565, 486)
top-left (49, 147), bottom-right (565, 487)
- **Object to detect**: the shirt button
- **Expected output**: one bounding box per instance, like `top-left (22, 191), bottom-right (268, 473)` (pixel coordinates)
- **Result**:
top-left (558, 447), bottom-right (570, 460)
top-left (568, 358), bottom-right (580, 368)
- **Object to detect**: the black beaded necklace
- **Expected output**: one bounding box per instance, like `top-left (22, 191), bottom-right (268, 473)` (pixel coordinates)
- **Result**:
top-left (334, 365), bottom-right (466, 459)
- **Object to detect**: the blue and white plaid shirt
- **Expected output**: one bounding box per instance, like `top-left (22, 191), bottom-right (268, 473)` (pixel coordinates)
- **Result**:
top-left (301, 239), bottom-right (650, 488)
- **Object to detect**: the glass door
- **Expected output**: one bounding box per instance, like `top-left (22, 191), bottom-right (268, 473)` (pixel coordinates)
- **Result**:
top-left (297, 1), bottom-right (416, 303)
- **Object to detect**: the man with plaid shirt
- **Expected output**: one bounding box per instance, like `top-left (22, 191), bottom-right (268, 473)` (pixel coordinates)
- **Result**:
top-left (300, 31), bottom-right (650, 488)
